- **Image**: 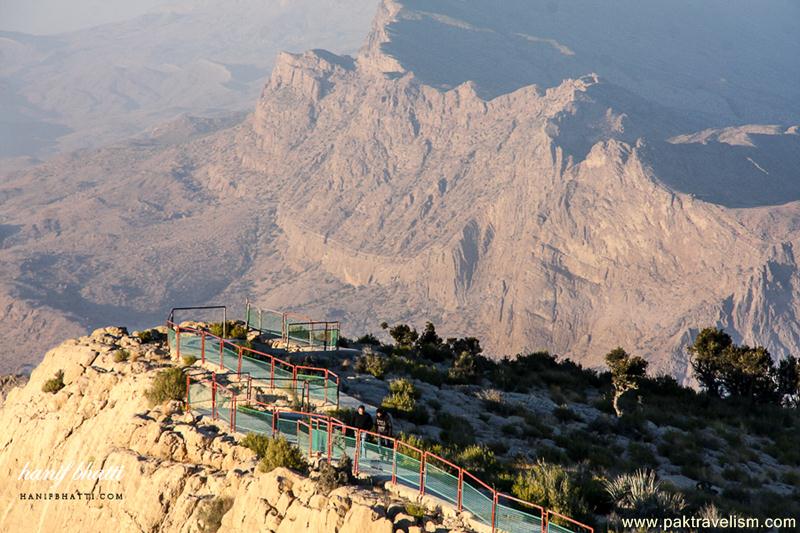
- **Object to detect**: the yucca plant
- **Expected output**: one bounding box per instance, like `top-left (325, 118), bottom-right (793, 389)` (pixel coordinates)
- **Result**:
top-left (605, 469), bottom-right (685, 521)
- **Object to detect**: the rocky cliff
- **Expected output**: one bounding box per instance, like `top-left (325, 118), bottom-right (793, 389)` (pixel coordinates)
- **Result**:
top-left (0, 328), bottom-right (464, 533)
top-left (1, 0), bottom-right (799, 380)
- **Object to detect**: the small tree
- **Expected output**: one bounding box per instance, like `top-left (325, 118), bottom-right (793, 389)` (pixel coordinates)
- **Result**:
top-left (605, 347), bottom-right (648, 417)
top-left (777, 356), bottom-right (800, 407)
top-left (448, 351), bottom-right (478, 384)
top-left (719, 345), bottom-right (777, 403)
top-left (688, 327), bottom-right (732, 397)
top-left (446, 336), bottom-right (482, 357)
top-left (388, 324), bottom-right (419, 348)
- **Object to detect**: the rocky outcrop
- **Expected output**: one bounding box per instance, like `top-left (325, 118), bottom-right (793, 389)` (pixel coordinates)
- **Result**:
top-left (0, 329), bottom-right (464, 533)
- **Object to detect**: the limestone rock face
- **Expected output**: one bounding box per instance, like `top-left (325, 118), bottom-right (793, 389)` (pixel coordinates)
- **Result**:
top-left (0, 330), bottom-right (439, 533)
top-left (1, 0), bottom-right (799, 381)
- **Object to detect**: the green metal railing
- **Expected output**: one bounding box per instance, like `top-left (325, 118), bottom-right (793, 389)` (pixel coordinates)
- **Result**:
top-left (184, 373), bottom-right (594, 533)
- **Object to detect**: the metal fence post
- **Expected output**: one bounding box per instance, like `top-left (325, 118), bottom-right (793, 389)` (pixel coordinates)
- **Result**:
top-left (211, 376), bottom-right (217, 420)
top-left (354, 430), bottom-right (361, 476)
top-left (491, 491), bottom-right (498, 533)
top-left (184, 375), bottom-right (190, 411)
top-left (392, 439), bottom-right (398, 485)
top-left (420, 452), bottom-right (426, 495)
top-left (219, 340), bottom-right (224, 370)
top-left (270, 358), bottom-right (275, 389)
top-left (458, 469), bottom-right (463, 511)
top-left (327, 418), bottom-right (333, 463)
top-left (324, 370), bottom-right (329, 405)
top-left (201, 332), bottom-right (206, 364)
top-left (176, 327), bottom-right (181, 360)
top-left (237, 346), bottom-right (243, 376)
top-left (231, 396), bottom-right (236, 432)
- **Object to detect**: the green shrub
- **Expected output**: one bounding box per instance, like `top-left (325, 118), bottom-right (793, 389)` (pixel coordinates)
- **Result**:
top-left (182, 355), bottom-right (198, 366)
top-left (781, 470), bottom-right (800, 486)
top-left (553, 405), bottom-right (583, 423)
top-left (198, 496), bottom-right (234, 533)
top-left (512, 461), bottom-right (590, 517)
top-left (382, 378), bottom-right (427, 424)
top-left (435, 412), bottom-right (475, 447)
top-left (113, 349), bottom-right (130, 363)
top-left (316, 456), bottom-right (353, 495)
top-left (722, 466), bottom-right (750, 483)
top-left (145, 367), bottom-right (186, 406)
top-left (448, 351), bottom-right (479, 383)
top-left (488, 440), bottom-right (510, 455)
top-left (355, 350), bottom-right (387, 379)
top-left (404, 502), bottom-right (427, 521)
top-left (356, 333), bottom-right (381, 345)
top-left (241, 433), bottom-right (272, 458)
top-left (627, 442), bottom-right (659, 469)
top-left (454, 444), bottom-right (500, 478)
top-left (42, 370), bottom-right (65, 394)
top-left (137, 329), bottom-right (164, 344)
top-left (502, 423), bottom-right (520, 437)
top-left (256, 435), bottom-right (308, 474)
top-left (209, 321), bottom-right (248, 340)
top-left (605, 469), bottom-right (685, 522)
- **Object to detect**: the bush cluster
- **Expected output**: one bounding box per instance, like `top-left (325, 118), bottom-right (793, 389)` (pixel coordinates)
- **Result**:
top-left (242, 433), bottom-right (308, 474)
top-left (42, 370), bottom-right (65, 394)
top-left (145, 367), bottom-right (186, 406)
top-left (381, 378), bottom-right (428, 424)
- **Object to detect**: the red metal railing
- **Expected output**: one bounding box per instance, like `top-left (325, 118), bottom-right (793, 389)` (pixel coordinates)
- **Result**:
top-left (184, 372), bottom-right (594, 533)
top-left (168, 321), bottom-right (337, 407)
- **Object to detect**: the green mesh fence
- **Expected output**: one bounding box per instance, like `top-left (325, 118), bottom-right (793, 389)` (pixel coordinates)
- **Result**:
top-left (461, 479), bottom-right (494, 527)
top-left (220, 342), bottom-right (240, 372)
top-left (287, 323), bottom-right (310, 346)
top-left (216, 390), bottom-right (234, 427)
top-left (424, 461), bottom-right (459, 506)
top-left (311, 426), bottom-right (328, 455)
top-left (262, 310), bottom-right (284, 339)
top-left (276, 415), bottom-right (300, 445)
top-left (236, 406), bottom-right (274, 435)
top-left (286, 322), bottom-right (340, 350)
top-left (245, 306), bottom-right (259, 331)
top-left (205, 336), bottom-right (222, 363)
top-left (188, 381), bottom-right (214, 415)
top-left (297, 423), bottom-right (310, 456)
top-left (358, 439), bottom-right (394, 477)
top-left (495, 502), bottom-right (543, 533)
top-left (395, 451), bottom-right (422, 490)
top-left (168, 328), bottom-right (176, 355)
top-left (330, 429), bottom-right (356, 461)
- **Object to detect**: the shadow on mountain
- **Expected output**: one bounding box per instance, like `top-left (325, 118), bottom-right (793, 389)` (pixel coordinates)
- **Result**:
top-left (644, 133), bottom-right (800, 208)
top-left (381, 0), bottom-right (800, 122)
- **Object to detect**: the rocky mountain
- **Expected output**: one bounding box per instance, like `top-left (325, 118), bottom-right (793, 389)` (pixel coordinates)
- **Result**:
top-left (1, 0), bottom-right (799, 380)
top-left (0, 0), bottom-right (378, 166)
top-left (0, 327), bottom-right (462, 533)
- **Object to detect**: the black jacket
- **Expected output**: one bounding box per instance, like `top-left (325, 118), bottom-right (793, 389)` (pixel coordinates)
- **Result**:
top-left (353, 411), bottom-right (373, 432)
top-left (375, 413), bottom-right (393, 436)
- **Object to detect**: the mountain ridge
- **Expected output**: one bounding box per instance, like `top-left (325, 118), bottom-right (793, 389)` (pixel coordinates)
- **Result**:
top-left (1, 0), bottom-right (799, 382)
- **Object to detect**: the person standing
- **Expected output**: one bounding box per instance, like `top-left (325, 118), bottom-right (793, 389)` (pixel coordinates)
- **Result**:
top-left (352, 405), bottom-right (373, 461)
top-left (375, 408), bottom-right (394, 461)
